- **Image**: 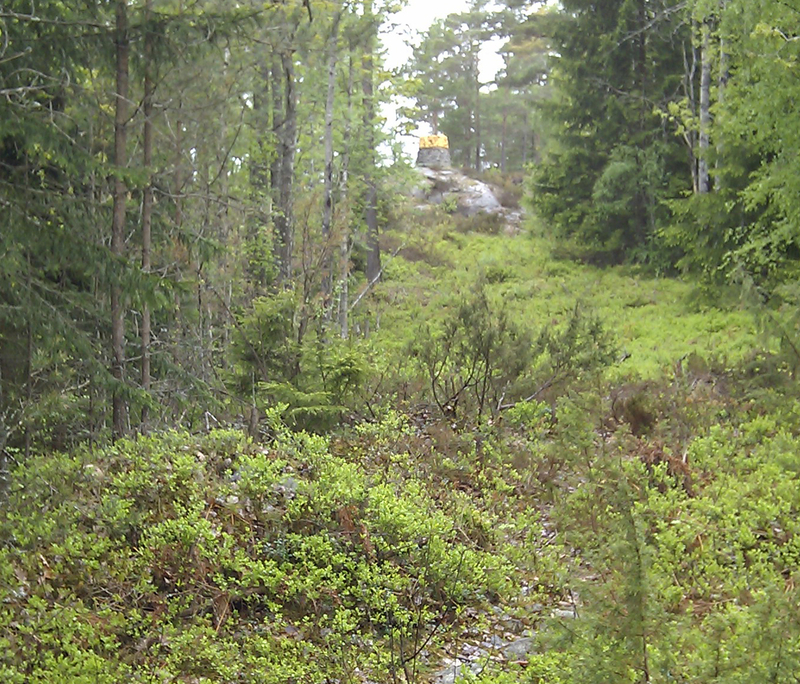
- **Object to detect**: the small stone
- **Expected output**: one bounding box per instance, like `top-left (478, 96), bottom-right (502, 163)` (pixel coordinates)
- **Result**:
top-left (460, 643), bottom-right (487, 660)
top-left (433, 659), bottom-right (463, 684)
top-left (501, 637), bottom-right (535, 659)
top-left (552, 607), bottom-right (577, 619)
top-left (275, 476), bottom-right (298, 499)
top-left (83, 464), bottom-right (104, 479)
top-left (483, 635), bottom-right (504, 649)
top-left (499, 615), bottom-right (525, 633)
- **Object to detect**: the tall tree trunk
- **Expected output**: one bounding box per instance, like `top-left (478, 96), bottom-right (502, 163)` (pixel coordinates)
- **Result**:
top-left (339, 223), bottom-right (350, 339)
top-left (362, 0), bottom-right (381, 285)
top-left (522, 111), bottom-right (529, 166)
top-left (715, 2), bottom-right (728, 191)
top-left (248, 61), bottom-right (271, 293)
top-left (321, 6), bottom-right (343, 312)
top-left (636, 0), bottom-right (648, 125)
top-left (682, 37), bottom-right (699, 193)
top-left (698, 21), bottom-right (712, 195)
top-left (338, 54), bottom-right (356, 340)
top-left (272, 51), bottom-right (298, 285)
top-left (500, 105), bottom-right (507, 174)
top-left (141, 0), bottom-right (154, 432)
top-left (25, 255), bottom-right (32, 458)
top-left (635, 0), bottom-right (650, 233)
top-left (473, 50), bottom-right (482, 172)
top-left (111, 0), bottom-right (129, 439)
top-left (218, 48), bottom-right (233, 363)
top-left (0, 364), bottom-right (6, 504)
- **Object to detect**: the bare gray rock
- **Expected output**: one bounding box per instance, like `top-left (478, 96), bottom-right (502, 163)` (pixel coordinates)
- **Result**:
top-left (433, 659), bottom-right (484, 684)
top-left (501, 636), bottom-right (536, 659)
top-left (414, 167), bottom-right (503, 217)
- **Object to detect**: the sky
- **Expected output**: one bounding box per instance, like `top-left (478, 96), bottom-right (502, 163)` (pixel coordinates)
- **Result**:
top-left (382, 0), bottom-right (475, 69)
top-left (381, 0), bottom-right (505, 79)
top-left (378, 0), bottom-right (505, 158)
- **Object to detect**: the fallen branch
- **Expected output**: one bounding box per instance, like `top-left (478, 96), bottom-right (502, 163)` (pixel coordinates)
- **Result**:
top-left (497, 375), bottom-right (558, 412)
top-left (349, 243), bottom-right (404, 313)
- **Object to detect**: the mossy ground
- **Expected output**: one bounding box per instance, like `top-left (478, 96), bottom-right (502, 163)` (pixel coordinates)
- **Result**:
top-left (376, 210), bottom-right (762, 383)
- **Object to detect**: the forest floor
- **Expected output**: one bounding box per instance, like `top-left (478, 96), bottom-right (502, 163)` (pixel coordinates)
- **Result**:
top-left (376, 204), bottom-right (763, 382)
top-left (366, 205), bottom-right (798, 682)
top-left (4, 205), bottom-right (800, 683)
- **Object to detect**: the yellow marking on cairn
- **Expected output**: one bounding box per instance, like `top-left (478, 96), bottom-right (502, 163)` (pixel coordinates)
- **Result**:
top-left (419, 134), bottom-right (449, 149)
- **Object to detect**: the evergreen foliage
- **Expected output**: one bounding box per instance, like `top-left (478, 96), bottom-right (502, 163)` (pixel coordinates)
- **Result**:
top-left (529, 0), bottom-right (691, 263)
top-left (5, 1), bottom-right (800, 680)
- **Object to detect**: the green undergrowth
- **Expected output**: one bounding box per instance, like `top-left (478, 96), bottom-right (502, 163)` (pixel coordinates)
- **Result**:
top-left (378, 213), bottom-right (762, 384)
top-left (527, 389), bottom-right (800, 684)
top-left (344, 210), bottom-right (800, 682)
top-left (6, 211), bottom-right (800, 683)
top-left (6, 377), bottom-right (800, 682)
top-left (5, 366), bottom-right (800, 681)
top-left (0, 413), bottom-right (553, 683)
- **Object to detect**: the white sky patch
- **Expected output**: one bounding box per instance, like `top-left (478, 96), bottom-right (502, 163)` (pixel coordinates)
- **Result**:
top-left (379, 0), bottom-right (505, 161)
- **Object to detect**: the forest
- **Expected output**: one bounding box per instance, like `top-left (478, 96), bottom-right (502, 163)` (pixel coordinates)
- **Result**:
top-left (2, 0), bottom-right (800, 681)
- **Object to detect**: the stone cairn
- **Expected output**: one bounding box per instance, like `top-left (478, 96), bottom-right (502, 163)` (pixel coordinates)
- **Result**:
top-left (416, 134), bottom-right (451, 169)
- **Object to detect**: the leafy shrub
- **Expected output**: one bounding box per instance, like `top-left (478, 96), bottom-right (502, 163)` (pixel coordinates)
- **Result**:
top-left (410, 284), bottom-right (533, 420)
top-left (454, 210), bottom-right (506, 235)
top-left (0, 423), bottom-right (515, 682)
top-left (529, 387), bottom-right (800, 684)
top-left (531, 302), bottom-right (617, 397)
top-left (229, 292), bottom-right (372, 431)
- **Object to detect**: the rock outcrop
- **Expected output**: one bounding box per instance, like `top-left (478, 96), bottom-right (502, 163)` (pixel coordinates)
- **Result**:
top-left (414, 166), bottom-right (501, 216)
top-left (411, 165), bottom-right (522, 233)
top-left (412, 134), bottom-right (522, 232)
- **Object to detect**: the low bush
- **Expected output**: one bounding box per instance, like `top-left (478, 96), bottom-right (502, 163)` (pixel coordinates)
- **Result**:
top-left (0, 420), bottom-right (518, 682)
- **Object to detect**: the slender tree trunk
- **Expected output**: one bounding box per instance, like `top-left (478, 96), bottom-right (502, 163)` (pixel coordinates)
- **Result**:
top-left (338, 54), bottom-right (356, 340)
top-left (0, 364), bottom-right (6, 504)
top-left (280, 50), bottom-right (298, 284)
top-left (682, 38), bottom-right (699, 193)
top-left (269, 57), bottom-right (283, 280)
top-left (141, 0), bottom-right (154, 432)
top-left (111, 0), bottom-right (129, 439)
top-left (25, 255), bottom-right (32, 458)
top-left (272, 50), bottom-right (298, 285)
top-left (635, 0), bottom-right (650, 232)
top-left (522, 111), bottom-right (529, 166)
top-left (473, 50), bottom-right (481, 172)
top-left (248, 61), bottom-right (271, 293)
top-left (321, 6), bottom-right (343, 312)
top-left (637, 0), bottom-right (648, 125)
top-left (362, 0), bottom-right (381, 284)
top-left (175, 3), bottom-right (184, 232)
top-left (339, 230), bottom-right (350, 339)
top-left (175, 110), bottom-right (183, 228)
top-left (500, 105), bottom-right (507, 173)
top-left (218, 48), bottom-right (233, 363)
top-left (715, 2), bottom-right (728, 191)
top-left (698, 21), bottom-right (712, 195)
top-left (364, 177), bottom-right (379, 284)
